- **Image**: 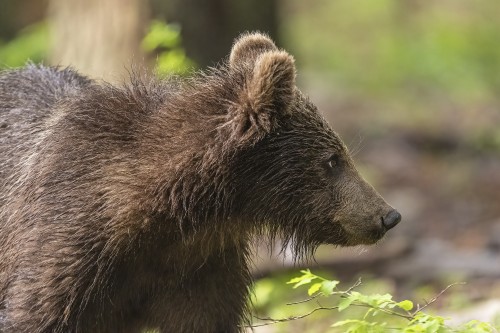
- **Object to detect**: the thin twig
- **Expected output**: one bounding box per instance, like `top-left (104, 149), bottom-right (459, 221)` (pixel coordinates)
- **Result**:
top-left (350, 303), bottom-right (413, 320)
top-left (286, 293), bottom-right (321, 305)
top-left (249, 306), bottom-right (339, 327)
top-left (412, 282), bottom-right (466, 316)
top-left (345, 277), bottom-right (362, 293)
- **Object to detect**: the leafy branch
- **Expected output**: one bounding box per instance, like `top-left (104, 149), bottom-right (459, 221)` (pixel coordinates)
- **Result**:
top-left (249, 270), bottom-right (497, 333)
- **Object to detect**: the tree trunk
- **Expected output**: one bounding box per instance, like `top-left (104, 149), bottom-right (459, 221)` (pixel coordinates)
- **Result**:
top-left (153, 0), bottom-right (279, 68)
top-left (48, 0), bottom-right (148, 81)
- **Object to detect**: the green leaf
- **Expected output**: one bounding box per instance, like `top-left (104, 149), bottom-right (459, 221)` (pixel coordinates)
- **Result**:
top-left (397, 300), bottom-right (414, 311)
top-left (287, 277), bottom-right (303, 284)
top-left (308, 282), bottom-right (322, 296)
top-left (366, 293), bottom-right (393, 307)
top-left (155, 50), bottom-right (194, 75)
top-left (286, 269), bottom-right (318, 289)
top-left (332, 319), bottom-right (374, 333)
top-left (0, 22), bottom-right (49, 67)
top-left (406, 313), bottom-right (446, 333)
top-left (320, 280), bottom-right (339, 295)
top-left (462, 320), bottom-right (495, 333)
top-left (142, 20), bottom-right (180, 51)
top-left (291, 277), bottom-right (314, 288)
top-left (332, 319), bottom-right (366, 327)
top-left (338, 297), bottom-right (355, 312)
top-left (404, 324), bottom-right (426, 333)
top-left (363, 308), bottom-right (375, 319)
top-left (299, 269), bottom-right (313, 275)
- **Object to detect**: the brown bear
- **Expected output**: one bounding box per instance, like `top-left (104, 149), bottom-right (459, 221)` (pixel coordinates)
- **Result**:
top-left (0, 33), bottom-right (401, 332)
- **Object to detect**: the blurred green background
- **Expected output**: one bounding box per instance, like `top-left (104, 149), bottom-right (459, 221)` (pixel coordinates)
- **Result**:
top-left (1, 0), bottom-right (499, 331)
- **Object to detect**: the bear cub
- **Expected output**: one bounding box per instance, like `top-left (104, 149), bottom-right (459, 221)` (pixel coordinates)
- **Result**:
top-left (0, 32), bottom-right (400, 332)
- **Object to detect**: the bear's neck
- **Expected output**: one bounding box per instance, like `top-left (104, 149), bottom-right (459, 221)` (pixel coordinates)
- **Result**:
top-left (133, 86), bottom-right (253, 249)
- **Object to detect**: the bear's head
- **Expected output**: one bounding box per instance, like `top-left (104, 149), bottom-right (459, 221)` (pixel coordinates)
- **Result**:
top-left (219, 32), bottom-right (401, 254)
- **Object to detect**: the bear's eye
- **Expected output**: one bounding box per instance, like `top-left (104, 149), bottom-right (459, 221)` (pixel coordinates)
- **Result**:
top-left (327, 154), bottom-right (339, 169)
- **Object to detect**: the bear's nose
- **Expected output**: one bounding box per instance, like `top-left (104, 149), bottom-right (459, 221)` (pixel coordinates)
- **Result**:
top-left (382, 209), bottom-right (401, 230)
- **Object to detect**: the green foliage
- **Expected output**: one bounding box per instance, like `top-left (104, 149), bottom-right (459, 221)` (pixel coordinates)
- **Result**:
top-left (0, 22), bottom-right (49, 68)
top-left (284, 0), bottom-right (500, 102)
top-left (252, 270), bottom-right (498, 333)
top-left (456, 320), bottom-right (498, 333)
top-left (0, 19), bottom-right (194, 75)
top-left (287, 269), bottom-right (339, 295)
top-left (142, 20), bottom-right (195, 75)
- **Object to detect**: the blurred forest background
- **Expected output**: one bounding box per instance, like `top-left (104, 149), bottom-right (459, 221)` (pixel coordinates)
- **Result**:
top-left (1, 0), bottom-right (499, 331)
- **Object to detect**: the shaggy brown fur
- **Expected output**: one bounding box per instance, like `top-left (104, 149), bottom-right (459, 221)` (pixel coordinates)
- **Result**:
top-left (0, 33), bottom-right (400, 332)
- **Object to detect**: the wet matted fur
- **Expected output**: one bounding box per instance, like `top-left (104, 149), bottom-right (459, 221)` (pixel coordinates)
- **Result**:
top-left (0, 33), bottom-right (399, 332)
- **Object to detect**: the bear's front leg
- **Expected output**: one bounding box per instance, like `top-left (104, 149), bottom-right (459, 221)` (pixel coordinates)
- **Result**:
top-left (147, 247), bottom-right (252, 333)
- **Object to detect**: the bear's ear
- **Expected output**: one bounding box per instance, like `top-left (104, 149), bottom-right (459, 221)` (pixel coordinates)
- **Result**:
top-left (229, 32), bottom-right (278, 69)
top-left (228, 50), bottom-right (296, 143)
top-left (246, 50), bottom-right (296, 116)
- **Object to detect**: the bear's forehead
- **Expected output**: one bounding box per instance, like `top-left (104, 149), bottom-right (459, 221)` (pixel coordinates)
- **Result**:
top-left (267, 92), bottom-right (345, 153)
top-left (291, 92), bottom-right (333, 130)
top-left (294, 91), bottom-right (321, 117)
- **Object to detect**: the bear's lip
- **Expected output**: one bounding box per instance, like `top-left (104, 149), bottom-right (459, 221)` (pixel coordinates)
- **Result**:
top-left (312, 218), bottom-right (387, 246)
top-left (338, 223), bottom-right (387, 246)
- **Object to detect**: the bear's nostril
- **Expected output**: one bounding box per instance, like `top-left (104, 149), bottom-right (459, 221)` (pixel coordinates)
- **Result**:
top-left (382, 209), bottom-right (401, 230)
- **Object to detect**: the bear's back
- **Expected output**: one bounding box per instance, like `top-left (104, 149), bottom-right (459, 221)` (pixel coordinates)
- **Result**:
top-left (0, 65), bottom-right (91, 185)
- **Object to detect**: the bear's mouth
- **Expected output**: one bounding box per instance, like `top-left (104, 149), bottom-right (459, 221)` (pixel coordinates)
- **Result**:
top-left (329, 222), bottom-right (387, 246)
top-left (312, 217), bottom-right (387, 246)
top-left (343, 224), bottom-right (387, 246)
top-left (310, 222), bottom-right (351, 246)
